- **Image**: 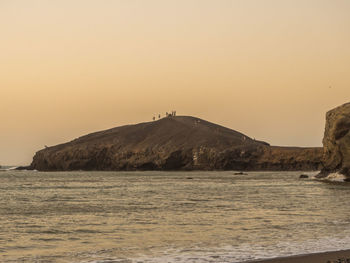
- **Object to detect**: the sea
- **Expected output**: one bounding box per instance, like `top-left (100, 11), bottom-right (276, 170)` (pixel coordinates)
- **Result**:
top-left (1, 170), bottom-right (350, 263)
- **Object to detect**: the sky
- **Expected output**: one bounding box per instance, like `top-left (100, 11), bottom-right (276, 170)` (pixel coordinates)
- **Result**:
top-left (1, 0), bottom-right (350, 165)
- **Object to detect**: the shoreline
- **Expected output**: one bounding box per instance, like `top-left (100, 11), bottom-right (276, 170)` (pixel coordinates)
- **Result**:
top-left (245, 249), bottom-right (350, 263)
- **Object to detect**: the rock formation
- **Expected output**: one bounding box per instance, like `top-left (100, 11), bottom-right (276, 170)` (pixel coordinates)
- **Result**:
top-left (318, 102), bottom-right (350, 178)
top-left (30, 116), bottom-right (322, 171)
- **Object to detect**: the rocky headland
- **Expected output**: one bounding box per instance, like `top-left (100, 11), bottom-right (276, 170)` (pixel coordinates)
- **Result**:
top-left (30, 116), bottom-right (322, 171)
top-left (317, 102), bottom-right (350, 179)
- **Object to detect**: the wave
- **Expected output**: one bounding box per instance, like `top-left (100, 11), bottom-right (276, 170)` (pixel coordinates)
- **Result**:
top-left (0, 166), bottom-right (18, 171)
top-left (83, 234), bottom-right (350, 263)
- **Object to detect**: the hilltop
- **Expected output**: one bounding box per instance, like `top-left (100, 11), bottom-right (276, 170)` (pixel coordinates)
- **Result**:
top-left (30, 116), bottom-right (322, 171)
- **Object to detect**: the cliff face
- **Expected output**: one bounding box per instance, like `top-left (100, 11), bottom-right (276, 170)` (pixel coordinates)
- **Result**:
top-left (319, 103), bottom-right (350, 177)
top-left (30, 116), bottom-right (322, 171)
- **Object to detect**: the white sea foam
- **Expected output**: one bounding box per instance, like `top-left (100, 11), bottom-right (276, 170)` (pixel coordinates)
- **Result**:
top-left (0, 166), bottom-right (23, 171)
top-left (5, 166), bottom-right (19, 171)
top-left (323, 172), bottom-right (347, 182)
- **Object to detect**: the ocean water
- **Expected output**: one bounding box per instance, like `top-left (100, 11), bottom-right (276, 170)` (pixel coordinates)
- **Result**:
top-left (1, 171), bottom-right (350, 263)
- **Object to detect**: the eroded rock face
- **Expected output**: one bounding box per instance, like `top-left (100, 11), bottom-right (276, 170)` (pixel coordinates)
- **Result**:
top-left (319, 103), bottom-right (350, 177)
top-left (30, 116), bottom-right (322, 171)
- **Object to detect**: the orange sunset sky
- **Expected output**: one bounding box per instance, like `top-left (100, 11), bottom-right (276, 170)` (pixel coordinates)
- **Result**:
top-left (1, 0), bottom-right (350, 165)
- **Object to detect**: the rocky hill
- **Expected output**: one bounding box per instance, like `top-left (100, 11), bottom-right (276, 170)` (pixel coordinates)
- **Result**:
top-left (30, 116), bottom-right (322, 171)
top-left (317, 102), bottom-right (350, 178)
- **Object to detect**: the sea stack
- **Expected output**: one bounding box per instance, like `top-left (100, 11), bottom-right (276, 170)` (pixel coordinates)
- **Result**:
top-left (30, 115), bottom-right (322, 171)
top-left (318, 102), bottom-right (350, 179)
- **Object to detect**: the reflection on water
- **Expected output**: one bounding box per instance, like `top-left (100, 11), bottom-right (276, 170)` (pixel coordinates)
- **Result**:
top-left (1, 171), bottom-right (350, 262)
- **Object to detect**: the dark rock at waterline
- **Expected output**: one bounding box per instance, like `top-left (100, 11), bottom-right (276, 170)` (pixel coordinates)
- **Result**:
top-left (299, 174), bottom-right (309, 179)
top-left (15, 166), bottom-right (32, 171)
top-left (30, 116), bottom-right (323, 171)
top-left (317, 103), bottom-right (350, 179)
top-left (234, 172), bottom-right (248, 175)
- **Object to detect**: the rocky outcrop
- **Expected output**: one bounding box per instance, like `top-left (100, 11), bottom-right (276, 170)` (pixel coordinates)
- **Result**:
top-left (318, 103), bottom-right (350, 178)
top-left (253, 146), bottom-right (322, 171)
top-left (30, 116), bottom-right (322, 171)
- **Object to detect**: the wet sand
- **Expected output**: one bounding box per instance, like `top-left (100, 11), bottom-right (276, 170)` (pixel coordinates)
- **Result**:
top-left (245, 249), bottom-right (350, 263)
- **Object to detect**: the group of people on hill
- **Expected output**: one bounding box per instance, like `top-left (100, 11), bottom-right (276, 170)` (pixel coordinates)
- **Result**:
top-left (152, 110), bottom-right (176, 121)
top-left (166, 111), bottom-right (176, 117)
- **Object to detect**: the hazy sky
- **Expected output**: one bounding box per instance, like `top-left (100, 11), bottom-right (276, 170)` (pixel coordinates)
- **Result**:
top-left (1, 0), bottom-right (350, 165)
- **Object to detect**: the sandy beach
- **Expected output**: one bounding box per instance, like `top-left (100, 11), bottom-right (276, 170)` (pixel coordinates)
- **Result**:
top-left (246, 249), bottom-right (350, 263)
